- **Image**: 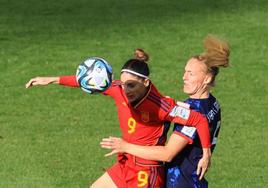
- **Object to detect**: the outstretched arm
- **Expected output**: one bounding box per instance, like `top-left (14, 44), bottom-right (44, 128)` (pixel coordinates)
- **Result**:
top-left (101, 133), bottom-right (188, 162)
top-left (25, 77), bottom-right (60, 88)
top-left (25, 75), bottom-right (79, 88)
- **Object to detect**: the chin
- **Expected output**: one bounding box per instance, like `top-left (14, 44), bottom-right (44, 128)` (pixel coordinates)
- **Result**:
top-left (183, 87), bottom-right (189, 94)
top-left (127, 97), bottom-right (136, 103)
top-left (183, 89), bottom-right (193, 95)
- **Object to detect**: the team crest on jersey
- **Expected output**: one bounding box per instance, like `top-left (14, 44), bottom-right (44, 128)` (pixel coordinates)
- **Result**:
top-left (141, 111), bottom-right (150, 122)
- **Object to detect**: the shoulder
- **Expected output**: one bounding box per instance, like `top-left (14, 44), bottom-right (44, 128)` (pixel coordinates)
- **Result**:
top-left (149, 84), bottom-right (175, 107)
top-left (150, 83), bottom-right (175, 101)
top-left (102, 80), bottom-right (122, 95)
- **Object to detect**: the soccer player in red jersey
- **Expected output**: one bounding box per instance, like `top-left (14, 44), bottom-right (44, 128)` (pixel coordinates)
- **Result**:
top-left (101, 36), bottom-right (230, 188)
top-left (25, 49), bottom-right (211, 188)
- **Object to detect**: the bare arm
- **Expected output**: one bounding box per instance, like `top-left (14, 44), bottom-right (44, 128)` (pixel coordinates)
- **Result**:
top-left (25, 75), bottom-right (79, 88)
top-left (101, 133), bottom-right (188, 162)
top-left (196, 148), bottom-right (211, 180)
top-left (101, 134), bottom-right (211, 180)
top-left (25, 77), bottom-right (60, 88)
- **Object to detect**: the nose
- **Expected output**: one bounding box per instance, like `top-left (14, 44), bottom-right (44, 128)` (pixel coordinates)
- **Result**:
top-left (183, 72), bottom-right (187, 81)
top-left (121, 84), bottom-right (125, 91)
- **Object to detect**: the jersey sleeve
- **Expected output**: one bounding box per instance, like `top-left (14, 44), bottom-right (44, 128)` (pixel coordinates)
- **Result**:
top-left (101, 80), bottom-right (121, 99)
top-left (165, 102), bottom-right (211, 148)
top-left (173, 124), bottom-right (197, 144)
top-left (59, 75), bottom-right (79, 87)
top-left (59, 76), bottom-right (120, 100)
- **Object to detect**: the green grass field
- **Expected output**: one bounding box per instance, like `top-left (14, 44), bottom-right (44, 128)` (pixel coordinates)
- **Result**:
top-left (1, 0), bottom-right (268, 187)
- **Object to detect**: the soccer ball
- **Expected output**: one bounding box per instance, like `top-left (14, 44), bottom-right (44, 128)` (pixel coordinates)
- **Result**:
top-left (76, 57), bottom-right (113, 94)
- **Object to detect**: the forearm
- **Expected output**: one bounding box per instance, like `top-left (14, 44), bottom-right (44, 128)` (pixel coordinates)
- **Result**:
top-left (202, 148), bottom-right (211, 158)
top-left (49, 77), bottom-right (60, 84)
top-left (124, 144), bottom-right (174, 162)
top-left (25, 76), bottom-right (60, 88)
top-left (124, 134), bottom-right (188, 162)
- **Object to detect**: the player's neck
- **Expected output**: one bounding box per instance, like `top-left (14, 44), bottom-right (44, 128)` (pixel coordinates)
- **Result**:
top-left (189, 90), bottom-right (209, 99)
top-left (130, 86), bottom-right (150, 107)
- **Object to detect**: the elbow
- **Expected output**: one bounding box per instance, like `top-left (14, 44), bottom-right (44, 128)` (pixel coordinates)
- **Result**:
top-left (161, 153), bottom-right (175, 162)
top-left (165, 156), bottom-right (173, 163)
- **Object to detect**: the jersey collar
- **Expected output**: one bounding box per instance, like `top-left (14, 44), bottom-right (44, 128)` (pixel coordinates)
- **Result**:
top-left (133, 82), bottom-right (152, 108)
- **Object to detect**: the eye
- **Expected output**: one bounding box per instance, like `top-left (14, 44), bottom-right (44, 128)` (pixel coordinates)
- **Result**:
top-left (126, 83), bottom-right (136, 88)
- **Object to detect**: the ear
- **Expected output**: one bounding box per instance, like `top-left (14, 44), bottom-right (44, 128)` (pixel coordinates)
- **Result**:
top-left (204, 74), bottom-right (213, 85)
top-left (144, 79), bottom-right (150, 87)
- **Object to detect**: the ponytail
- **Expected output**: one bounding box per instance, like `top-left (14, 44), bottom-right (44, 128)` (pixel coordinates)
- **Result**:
top-left (121, 48), bottom-right (150, 79)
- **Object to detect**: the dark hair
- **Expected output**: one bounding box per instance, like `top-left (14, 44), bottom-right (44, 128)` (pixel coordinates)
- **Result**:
top-left (121, 59), bottom-right (150, 77)
top-left (121, 48), bottom-right (150, 78)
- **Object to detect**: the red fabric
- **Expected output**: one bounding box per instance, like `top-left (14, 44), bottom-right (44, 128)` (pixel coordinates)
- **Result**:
top-left (58, 77), bottom-right (211, 148)
top-left (103, 81), bottom-right (173, 147)
top-left (107, 156), bottom-right (165, 188)
top-left (164, 104), bottom-right (210, 148)
top-left (186, 110), bottom-right (211, 148)
top-left (59, 76), bottom-right (79, 87)
top-left (58, 77), bottom-right (211, 185)
top-left (173, 131), bottom-right (194, 145)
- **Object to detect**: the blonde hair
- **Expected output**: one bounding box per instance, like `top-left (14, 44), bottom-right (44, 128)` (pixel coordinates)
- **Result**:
top-left (194, 35), bottom-right (230, 86)
top-left (201, 35), bottom-right (230, 69)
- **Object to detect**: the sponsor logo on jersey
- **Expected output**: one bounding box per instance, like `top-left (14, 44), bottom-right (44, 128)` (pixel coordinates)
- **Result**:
top-left (169, 106), bottom-right (190, 120)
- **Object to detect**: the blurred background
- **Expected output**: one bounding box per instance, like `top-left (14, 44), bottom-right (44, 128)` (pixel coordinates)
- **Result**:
top-left (0, 0), bottom-right (267, 187)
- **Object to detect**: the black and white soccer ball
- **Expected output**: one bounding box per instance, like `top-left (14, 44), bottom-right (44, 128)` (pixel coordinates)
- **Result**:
top-left (76, 57), bottom-right (113, 94)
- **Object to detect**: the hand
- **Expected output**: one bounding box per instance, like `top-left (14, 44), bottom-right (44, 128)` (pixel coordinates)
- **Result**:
top-left (100, 136), bottom-right (128, 157)
top-left (196, 155), bottom-right (211, 180)
top-left (25, 77), bottom-right (59, 88)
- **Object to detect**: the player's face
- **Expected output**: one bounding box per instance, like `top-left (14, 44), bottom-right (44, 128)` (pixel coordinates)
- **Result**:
top-left (183, 58), bottom-right (211, 98)
top-left (120, 72), bottom-right (149, 104)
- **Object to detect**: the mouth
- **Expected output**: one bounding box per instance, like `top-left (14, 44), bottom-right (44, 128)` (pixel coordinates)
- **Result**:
top-left (126, 94), bottom-right (134, 99)
top-left (183, 83), bottom-right (190, 89)
top-left (127, 93), bottom-right (138, 102)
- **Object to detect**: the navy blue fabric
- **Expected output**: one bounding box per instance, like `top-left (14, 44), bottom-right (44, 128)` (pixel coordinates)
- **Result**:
top-left (166, 94), bottom-right (221, 188)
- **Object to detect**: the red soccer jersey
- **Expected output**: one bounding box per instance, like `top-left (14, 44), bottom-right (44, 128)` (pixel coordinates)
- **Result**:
top-left (103, 80), bottom-right (176, 146)
top-left (59, 76), bottom-right (210, 148)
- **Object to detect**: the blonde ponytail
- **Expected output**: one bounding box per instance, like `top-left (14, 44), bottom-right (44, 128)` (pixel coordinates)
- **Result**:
top-left (200, 35), bottom-right (230, 69)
